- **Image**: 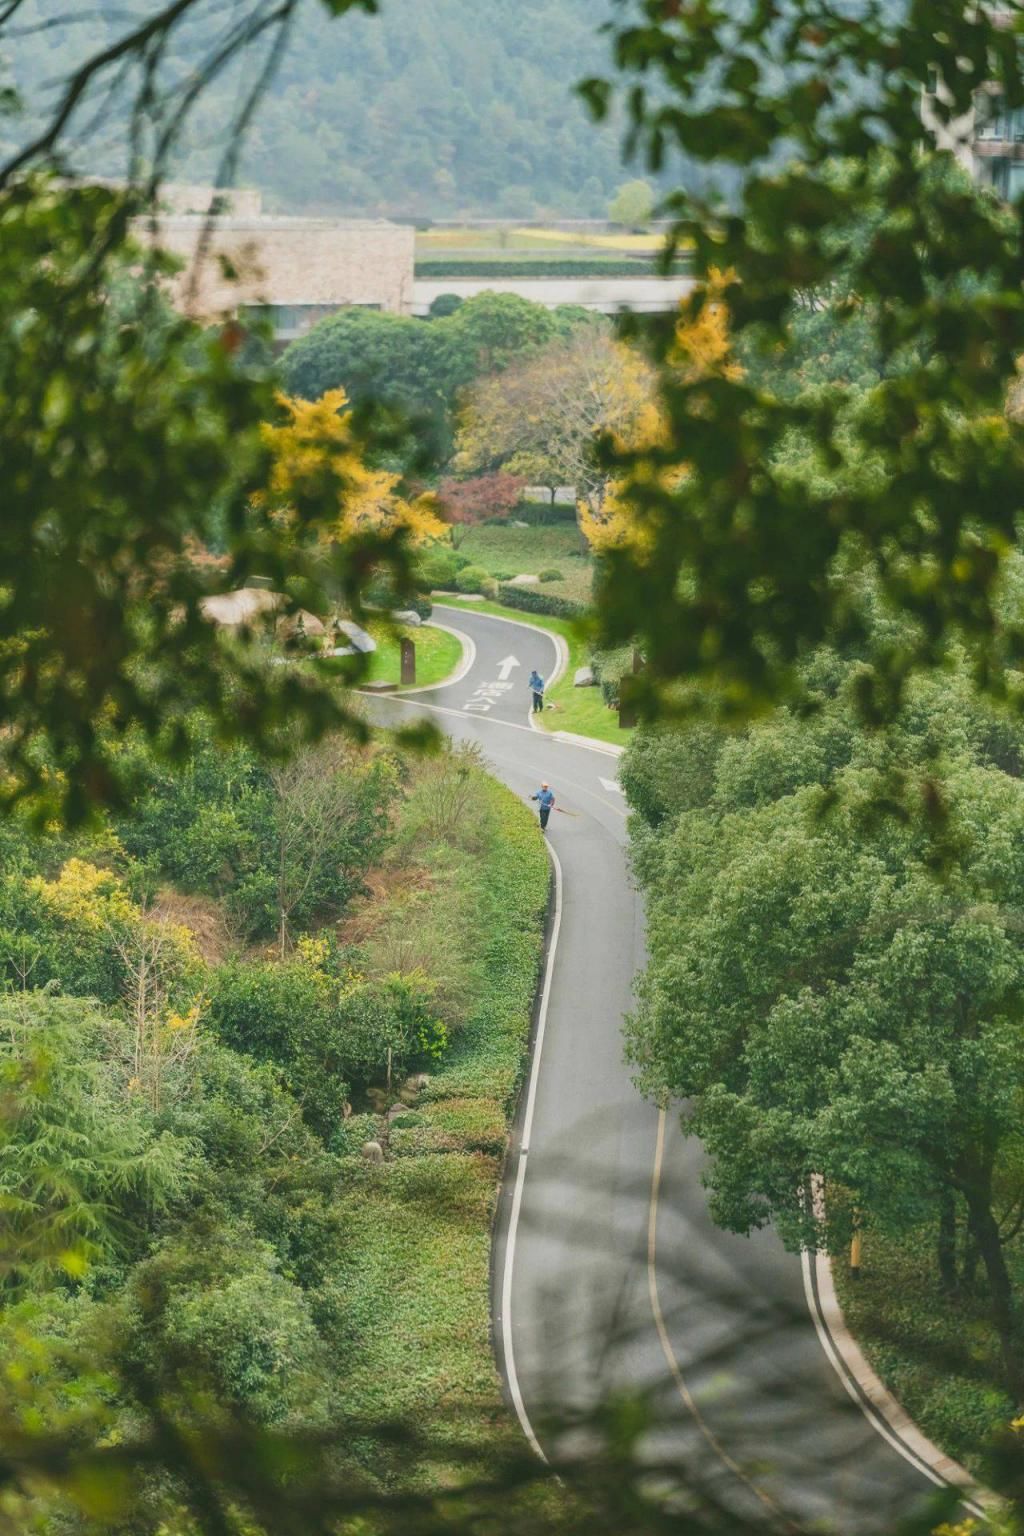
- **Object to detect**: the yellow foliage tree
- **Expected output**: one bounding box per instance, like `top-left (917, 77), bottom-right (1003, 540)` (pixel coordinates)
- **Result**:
top-left (262, 390), bottom-right (447, 546)
top-left (579, 290), bottom-right (739, 556)
top-left (27, 859), bottom-right (137, 933)
top-left (455, 325), bottom-right (655, 510)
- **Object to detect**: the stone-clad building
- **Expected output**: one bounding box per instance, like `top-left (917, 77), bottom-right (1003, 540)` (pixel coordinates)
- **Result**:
top-left (145, 214), bottom-right (415, 342)
top-left (923, 8), bottom-right (1024, 199)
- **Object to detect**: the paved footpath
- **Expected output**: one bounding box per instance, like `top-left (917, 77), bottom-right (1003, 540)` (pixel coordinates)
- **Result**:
top-left (371, 603), bottom-right (969, 1533)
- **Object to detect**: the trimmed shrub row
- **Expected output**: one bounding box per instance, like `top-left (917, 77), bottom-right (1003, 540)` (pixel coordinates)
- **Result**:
top-left (517, 500), bottom-right (578, 524)
top-left (496, 582), bottom-right (588, 620)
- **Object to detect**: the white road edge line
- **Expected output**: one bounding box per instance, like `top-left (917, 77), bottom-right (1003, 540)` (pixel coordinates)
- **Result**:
top-left (554, 730), bottom-right (624, 757)
top-left (799, 1247), bottom-right (988, 1516)
top-left (500, 837), bottom-right (564, 1464)
top-left (382, 604), bottom-right (982, 1516)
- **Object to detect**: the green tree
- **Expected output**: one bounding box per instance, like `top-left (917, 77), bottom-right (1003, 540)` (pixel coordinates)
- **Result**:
top-left (0, 993), bottom-right (198, 1290)
top-left (626, 666), bottom-right (1024, 1397)
top-left (280, 294), bottom-right (562, 471)
top-left (116, 729), bottom-right (399, 943)
top-left (123, 1226), bottom-right (332, 1428)
top-left (607, 178), bottom-right (654, 229)
top-left (436, 290), bottom-right (560, 391)
top-left (0, 179), bottom-right (415, 823)
top-left (280, 308), bottom-right (450, 463)
top-left (582, 8), bottom-right (1024, 730)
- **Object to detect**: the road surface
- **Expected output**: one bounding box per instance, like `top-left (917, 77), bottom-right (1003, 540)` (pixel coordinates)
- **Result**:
top-left (370, 603), bottom-right (964, 1533)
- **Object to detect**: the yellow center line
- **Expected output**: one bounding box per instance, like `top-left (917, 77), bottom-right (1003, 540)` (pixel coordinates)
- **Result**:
top-left (648, 1108), bottom-right (802, 1532)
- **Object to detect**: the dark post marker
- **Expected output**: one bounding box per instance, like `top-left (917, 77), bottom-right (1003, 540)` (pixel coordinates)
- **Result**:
top-left (400, 637), bottom-right (417, 686)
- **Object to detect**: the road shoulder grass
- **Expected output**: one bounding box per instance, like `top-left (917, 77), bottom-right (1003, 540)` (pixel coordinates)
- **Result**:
top-left (316, 619), bottom-right (464, 690)
top-left (833, 1227), bottom-right (1014, 1477)
top-left (328, 773), bottom-right (550, 1482)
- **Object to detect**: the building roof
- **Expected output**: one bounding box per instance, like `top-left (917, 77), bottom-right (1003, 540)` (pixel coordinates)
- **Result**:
top-left (151, 215), bottom-right (403, 233)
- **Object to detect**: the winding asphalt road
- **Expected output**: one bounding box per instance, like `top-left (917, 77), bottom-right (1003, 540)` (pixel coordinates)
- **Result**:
top-left (371, 603), bottom-right (964, 1533)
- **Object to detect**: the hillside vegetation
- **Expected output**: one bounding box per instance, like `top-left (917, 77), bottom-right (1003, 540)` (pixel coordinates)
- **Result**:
top-left (0, 724), bottom-right (552, 1527)
top-left (2, 0), bottom-right (625, 216)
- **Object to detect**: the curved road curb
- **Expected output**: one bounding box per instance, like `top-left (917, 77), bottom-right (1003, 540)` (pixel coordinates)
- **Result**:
top-left (431, 601), bottom-right (571, 734)
top-left (497, 837), bottom-right (564, 1464)
top-left (801, 1245), bottom-right (989, 1516)
top-left (395, 619), bottom-right (476, 695)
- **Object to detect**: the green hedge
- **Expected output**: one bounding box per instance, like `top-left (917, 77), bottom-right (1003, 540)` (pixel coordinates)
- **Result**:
top-left (416, 258), bottom-right (687, 278)
top-left (496, 582), bottom-right (588, 620)
top-left (508, 500), bottom-right (577, 525)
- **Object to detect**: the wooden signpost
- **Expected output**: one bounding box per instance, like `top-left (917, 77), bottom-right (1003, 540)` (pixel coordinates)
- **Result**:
top-left (400, 637), bottom-right (417, 686)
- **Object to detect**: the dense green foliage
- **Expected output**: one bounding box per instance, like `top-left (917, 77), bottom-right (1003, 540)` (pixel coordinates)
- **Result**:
top-left (0, 176), bottom-right (424, 822)
top-left (115, 727), bottom-right (399, 945)
top-left (0, 730), bottom-right (557, 1530)
top-left (280, 293), bottom-right (568, 469)
top-left (496, 582), bottom-right (588, 620)
top-left (2, 1), bottom-right (624, 216)
top-left (625, 654), bottom-right (1024, 1398)
top-left (585, 6), bottom-right (1024, 733)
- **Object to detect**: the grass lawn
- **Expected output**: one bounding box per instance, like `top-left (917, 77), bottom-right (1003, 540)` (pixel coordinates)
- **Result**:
top-left (457, 523), bottom-right (585, 578)
top-left (833, 1224), bottom-right (1016, 1477)
top-left (315, 620), bottom-right (463, 689)
top-left (327, 773), bottom-right (558, 1503)
top-left (456, 523), bottom-right (594, 606)
top-left (446, 598), bottom-right (633, 750)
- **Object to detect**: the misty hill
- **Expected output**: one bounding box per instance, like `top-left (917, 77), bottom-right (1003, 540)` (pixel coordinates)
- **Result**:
top-left (2, 0), bottom-right (631, 217)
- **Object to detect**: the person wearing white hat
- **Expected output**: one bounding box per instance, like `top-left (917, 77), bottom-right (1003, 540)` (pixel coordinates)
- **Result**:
top-left (530, 781), bottom-right (555, 830)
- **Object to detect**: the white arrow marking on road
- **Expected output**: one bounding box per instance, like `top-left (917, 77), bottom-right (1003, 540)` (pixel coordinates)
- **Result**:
top-left (600, 777), bottom-right (623, 795)
top-left (497, 655), bottom-right (521, 682)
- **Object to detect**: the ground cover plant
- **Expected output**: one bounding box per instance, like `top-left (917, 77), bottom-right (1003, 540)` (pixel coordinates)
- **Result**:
top-left (326, 769), bottom-right (549, 1469)
top-left (0, 727), bottom-right (552, 1530)
top-left (834, 1226), bottom-right (1018, 1477)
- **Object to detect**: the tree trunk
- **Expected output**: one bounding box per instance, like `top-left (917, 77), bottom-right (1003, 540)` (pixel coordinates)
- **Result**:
top-left (938, 1189), bottom-right (957, 1295)
top-left (279, 834), bottom-right (288, 959)
top-left (964, 1187), bottom-right (1024, 1400)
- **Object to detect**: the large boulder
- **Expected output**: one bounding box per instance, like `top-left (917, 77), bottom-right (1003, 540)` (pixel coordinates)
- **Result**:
top-left (574, 665), bottom-right (596, 687)
top-left (330, 619), bottom-right (376, 656)
top-left (361, 1141), bottom-right (384, 1163)
top-left (392, 609), bottom-right (423, 627)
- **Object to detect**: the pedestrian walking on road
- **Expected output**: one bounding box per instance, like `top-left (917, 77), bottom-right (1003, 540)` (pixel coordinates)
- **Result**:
top-left (531, 781), bottom-right (555, 831)
top-left (528, 669), bottom-right (545, 713)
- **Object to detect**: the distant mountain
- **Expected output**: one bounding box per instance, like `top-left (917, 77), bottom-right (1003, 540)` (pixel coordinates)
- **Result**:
top-left (2, 0), bottom-right (632, 217)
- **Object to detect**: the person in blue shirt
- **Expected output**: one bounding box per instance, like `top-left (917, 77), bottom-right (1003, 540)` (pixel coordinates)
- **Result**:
top-left (531, 781), bottom-right (555, 830)
top-left (528, 669), bottom-right (545, 713)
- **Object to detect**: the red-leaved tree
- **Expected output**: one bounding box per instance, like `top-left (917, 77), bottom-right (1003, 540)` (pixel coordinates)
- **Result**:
top-left (437, 473), bottom-right (526, 545)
